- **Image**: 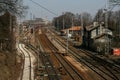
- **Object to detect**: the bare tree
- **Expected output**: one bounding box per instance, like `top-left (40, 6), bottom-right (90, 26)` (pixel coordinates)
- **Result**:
top-left (0, 0), bottom-right (28, 51)
top-left (53, 12), bottom-right (75, 31)
top-left (0, 0), bottom-right (28, 17)
top-left (94, 9), bottom-right (104, 23)
top-left (81, 12), bottom-right (92, 27)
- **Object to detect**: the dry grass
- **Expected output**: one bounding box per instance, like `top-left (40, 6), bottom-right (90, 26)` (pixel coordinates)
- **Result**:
top-left (0, 51), bottom-right (22, 80)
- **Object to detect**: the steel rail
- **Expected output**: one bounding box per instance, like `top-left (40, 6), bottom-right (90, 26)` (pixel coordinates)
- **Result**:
top-left (38, 34), bottom-right (60, 80)
top-left (21, 44), bottom-right (32, 80)
top-left (54, 33), bottom-right (119, 80)
top-left (18, 44), bottom-right (25, 80)
top-left (44, 33), bottom-right (84, 80)
top-left (80, 49), bottom-right (120, 80)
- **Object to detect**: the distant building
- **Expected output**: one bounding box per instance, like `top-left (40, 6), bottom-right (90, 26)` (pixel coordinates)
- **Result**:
top-left (60, 26), bottom-right (82, 42)
top-left (23, 18), bottom-right (49, 28)
top-left (61, 26), bottom-right (81, 35)
top-left (82, 22), bottom-right (113, 54)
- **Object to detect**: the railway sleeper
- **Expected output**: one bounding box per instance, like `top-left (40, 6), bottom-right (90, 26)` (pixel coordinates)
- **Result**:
top-left (38, 73), bottom-right (61, 78)
top-left (57, 67), bottom-right (67, 75)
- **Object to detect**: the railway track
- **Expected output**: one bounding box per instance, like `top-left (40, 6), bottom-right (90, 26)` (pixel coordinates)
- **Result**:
top-left (51, 30), bottom-right (120, 80)
top-left (80, 49), bottom-right (120, 79)
top-left (37, 30), bottom-right (84, 80)
top-left (44, 34), bottom-right (84, 80)
top-left (17, 44), bottom-right (25, 80)
top-left (18, 44), bottom-right (32, 80)
top-left (38, 34), bottom-right (61, 80)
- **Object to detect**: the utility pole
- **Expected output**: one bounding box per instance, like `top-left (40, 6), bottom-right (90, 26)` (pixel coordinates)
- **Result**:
top-left (72, 16), bottom-right (74, 35)
top-left (17, 18), bottom-right (21, 47)
top-left (10, 14), bottom-right (12, 34)
top-left (66, 29), bottom-right (69, 54)
top-left (57, 19), bottom-right (59, 31)
top-left (62, 12), bottom-right (65, 30)
top-left (63, 17), bottom-right (65, 30)
top-left (81, 13), bottom-right (84, 45)
top-left (118, 8), bottom-right (120, 38)
top-left (105, 0), bottom-right (109, 55)
top-left (81, 13), bottom-right (84, 36)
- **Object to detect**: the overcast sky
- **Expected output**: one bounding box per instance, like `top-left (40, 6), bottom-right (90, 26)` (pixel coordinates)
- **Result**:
top-left (23, 0), bottom-right (106, 20)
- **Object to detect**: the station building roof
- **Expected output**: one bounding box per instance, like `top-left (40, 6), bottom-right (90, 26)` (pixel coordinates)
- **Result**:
top-left (61, 26), bottom-right (81, 32)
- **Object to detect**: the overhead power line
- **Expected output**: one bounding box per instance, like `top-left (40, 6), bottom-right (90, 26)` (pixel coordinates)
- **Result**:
top-left (29, 0), bottom-right (58, 16)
